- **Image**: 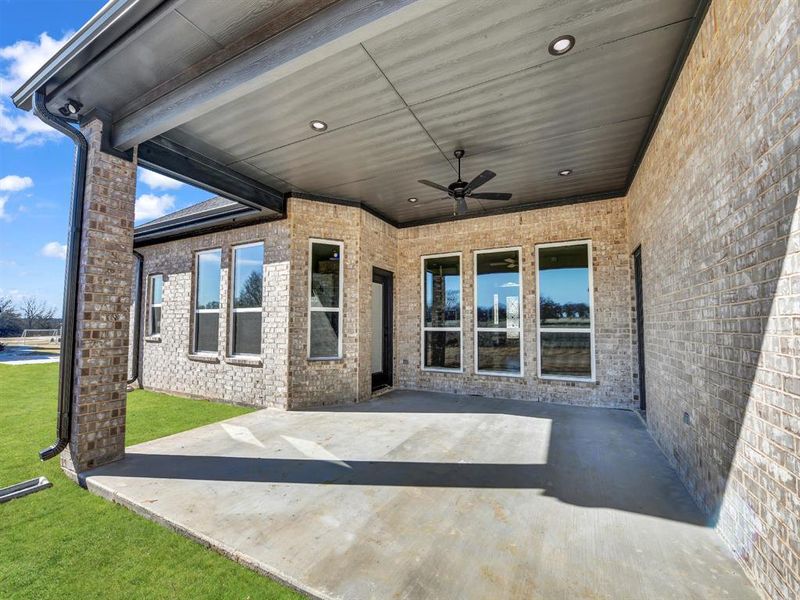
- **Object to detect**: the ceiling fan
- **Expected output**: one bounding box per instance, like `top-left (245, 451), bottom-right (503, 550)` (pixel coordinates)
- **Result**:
top-left (418, 149), bottom-right (512, 215)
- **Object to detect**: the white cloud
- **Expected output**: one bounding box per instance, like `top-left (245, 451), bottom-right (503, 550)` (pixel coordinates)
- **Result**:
top-left (0, 101), bottom-right (59, 146)
top-left (0, 196), bottom-right (8, 220)
top-left (135, 193), bottom-right (176, 222)
top-left (139, 170), bottom-right (184, 191)
top-left (0, 32), bottom-right (73, 95)
top-left (41, 241), bottom-right (67, 259)
top-left (0, 31), bottom-right (73, 146)
top-left (500, 281), bottom-right (520, 288)
top-left (0, 175), bottom-right (33, 192)
top-left (0, 288), bottom-right (26, 303)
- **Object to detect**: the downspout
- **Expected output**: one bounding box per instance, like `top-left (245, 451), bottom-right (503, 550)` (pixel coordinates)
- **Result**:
top-left (127, 250), bottom-right (143, 385)
top-left (33, 90), bottom-right (87, 461)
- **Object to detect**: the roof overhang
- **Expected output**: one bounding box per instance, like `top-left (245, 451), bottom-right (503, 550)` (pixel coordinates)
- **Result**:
top-left (14, 0), bottom-right (710, 226)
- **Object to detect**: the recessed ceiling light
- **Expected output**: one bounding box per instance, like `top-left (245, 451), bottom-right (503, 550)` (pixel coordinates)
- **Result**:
top-left (548, 35), bottom-right (575, 56)
top-left (558, 169), bottom-right (573, 176)
top-left (309, 120), bottom-right (328, 132)
top-left (407, 197), bottom-right (418, 203)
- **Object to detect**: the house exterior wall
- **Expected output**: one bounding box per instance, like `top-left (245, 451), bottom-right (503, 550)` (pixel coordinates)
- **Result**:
top-left (357, 206), bottom-right (398, 401)
top-left (135, 195), bottom-right (632, 409)
top-left (626, 1), bottom-right (799, 598)
top-left (286, 199), bottom-right (362, 407)
top-left (135, 219), bottom-right (291, 408)
top-left (395, 198), bottom-right (633, 406)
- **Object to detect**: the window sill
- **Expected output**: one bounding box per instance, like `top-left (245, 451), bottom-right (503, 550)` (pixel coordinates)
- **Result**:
top-left (307, 356), bottom-right (344, 362)
top-left (225, 356), bottom-right (263, 367)
top-left (144, 335), bottom-right (162, 343)
top-left (475, 370), bottom-right (525, 379)
top-left (538, 375), bottom-right (598, 385)
top-left (421, 367), bottom-right (464, 374)
top-left (187, 353), bottom-right (220, 364)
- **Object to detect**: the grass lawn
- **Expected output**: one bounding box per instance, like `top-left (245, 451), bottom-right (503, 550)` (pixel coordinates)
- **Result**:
top-left (0, 363), bottom-right (301, 600)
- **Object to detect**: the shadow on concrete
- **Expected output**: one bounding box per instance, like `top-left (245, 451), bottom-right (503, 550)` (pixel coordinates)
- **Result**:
top-left (99, 392), bottom-right (708, 526)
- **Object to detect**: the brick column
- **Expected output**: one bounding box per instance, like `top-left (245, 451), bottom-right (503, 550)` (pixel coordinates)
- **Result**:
top-left (61, 118), bottom-right (137, 478)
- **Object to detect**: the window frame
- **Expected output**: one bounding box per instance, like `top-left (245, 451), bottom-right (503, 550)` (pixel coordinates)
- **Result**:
top-left (473, 246), bottom-right (524, 378)
top-left (147, 273), bottom-right (163, 336)
top-left (420, 251), bottom-right (463, 373)
top-left (192, 248), bottom-right (221, 355)
top-left (228, 241), bottom-right (264, 358)
top-left (535, 239), bottom-right (596, 382)
top-left (307, 238), bottom-right (344, 360)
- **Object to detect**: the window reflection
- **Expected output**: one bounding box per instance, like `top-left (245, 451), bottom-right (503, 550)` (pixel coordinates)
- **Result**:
top-left (475, 249), bottom-right (521, 375)
top-left (423, 254), bottom-right (461, 370)
top-left (537, 242), bottom-right (593, 379)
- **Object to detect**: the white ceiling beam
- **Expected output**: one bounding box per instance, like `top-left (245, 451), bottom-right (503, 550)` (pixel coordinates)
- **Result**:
top-left (112, 0), bottom-right (452, 150)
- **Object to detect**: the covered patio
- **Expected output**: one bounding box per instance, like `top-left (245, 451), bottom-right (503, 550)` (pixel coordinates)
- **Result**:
top-left (85, 390), bottom-right (757, 600)
top-left (10, 0), bottom-right (798, 597)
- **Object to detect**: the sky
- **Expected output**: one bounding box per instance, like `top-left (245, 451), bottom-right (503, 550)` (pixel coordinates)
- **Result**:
top-left (0, 0), bottom-right (211, 316)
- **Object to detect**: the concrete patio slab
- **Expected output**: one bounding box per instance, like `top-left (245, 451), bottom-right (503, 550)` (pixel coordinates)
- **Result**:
top-left (84, 390), bottom-right (757, 600)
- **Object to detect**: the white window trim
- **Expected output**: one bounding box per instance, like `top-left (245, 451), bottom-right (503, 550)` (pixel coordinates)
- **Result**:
top-left (148, 273), bottom-right (163, 336)
top-left (192, 249), bottom-right (221, 355)
top-left (228, 241), bottom-right (264, 358)
top-left (535, 239), bottom-right (596, 382)
top-left (308, 238), bottom-right (344, 360)
top-left (474, 247), bottom-right (524, 378)
top-left (420, 251), bottom-right (463, 373)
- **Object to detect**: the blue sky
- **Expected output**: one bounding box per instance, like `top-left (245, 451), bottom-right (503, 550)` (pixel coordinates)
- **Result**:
top-left (0, 0), bottom-right (210, 316)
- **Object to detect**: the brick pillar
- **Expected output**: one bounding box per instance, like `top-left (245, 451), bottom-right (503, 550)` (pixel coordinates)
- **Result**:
top-left (61, 118), bottom-right (137, 478)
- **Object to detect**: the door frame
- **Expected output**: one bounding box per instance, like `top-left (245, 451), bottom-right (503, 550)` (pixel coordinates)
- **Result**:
top-left (371, 267), bottom-right (394, 390)
top-left (633, 245), bottom-right (646, 411)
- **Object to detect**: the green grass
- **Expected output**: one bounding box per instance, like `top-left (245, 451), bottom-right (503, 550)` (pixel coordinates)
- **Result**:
top-left (0, 363), bottom-right (301, 600)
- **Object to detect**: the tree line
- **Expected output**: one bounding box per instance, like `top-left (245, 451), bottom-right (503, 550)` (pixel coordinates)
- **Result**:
top-left (0, 296), bottom-right (59, 337)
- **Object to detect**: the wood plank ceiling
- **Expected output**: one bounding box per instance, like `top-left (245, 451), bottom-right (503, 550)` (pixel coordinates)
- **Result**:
top-left (66, 0), bottom-right (705, 225)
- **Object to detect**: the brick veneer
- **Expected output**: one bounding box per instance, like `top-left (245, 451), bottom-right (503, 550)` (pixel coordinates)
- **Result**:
top-left (62, 118), bottom-right (137, 477)
top-left (626, 1), bottom-right (799, 598)
top-left (135, 219), bottom-right (291, 408)
top-left (136, 196), bottom-right (633, 410)
top-left (395, 198), bottom-right (633, 406)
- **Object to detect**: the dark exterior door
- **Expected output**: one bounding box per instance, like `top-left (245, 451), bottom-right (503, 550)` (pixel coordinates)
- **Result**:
top-left (633, 246), bottom-right (646, 411)
top-left (371, 268), bottom-right (393, 390)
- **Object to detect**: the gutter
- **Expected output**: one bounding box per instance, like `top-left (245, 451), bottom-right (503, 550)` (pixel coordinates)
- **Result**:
top-left (33, 90), bottom-right (87, 461)
top-left (12, 0), bottom-right (161, 111)
top-left (127, 250), bottom-right (143, 386)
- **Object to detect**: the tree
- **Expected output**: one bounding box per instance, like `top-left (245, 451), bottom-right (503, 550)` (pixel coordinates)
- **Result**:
top-left (236, 271), bottom-right (262, 308)
top-left (20, 297), bottom-right (56, 331)
top-left (0, 296), bottom-right (22, 337)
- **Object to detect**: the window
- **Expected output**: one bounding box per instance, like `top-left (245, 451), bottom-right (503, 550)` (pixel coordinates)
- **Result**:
top-left (230, 243), bottom-right (263, 356)
top-left (308, 239), bottom-right (343, 359)
top-left (536, 241), bottom-right (594, 380)
top-left (474, 248), bottom-right (522, 375)
top-left (193, 249), bottom-right (221, 353)
top-left (148, 274), bottom-right (163, 336)
top-left (422, 253), bottom-right (462, 371)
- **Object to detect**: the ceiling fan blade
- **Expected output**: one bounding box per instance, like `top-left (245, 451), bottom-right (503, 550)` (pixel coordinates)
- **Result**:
top-left (470, 192), bottom-right (512, 201)
top-left (456, 198), bottom-right (468, 215)
top-left (418, 179), bottom-right (450, 193)
top-left (464, 170), bottom-right (495, 194)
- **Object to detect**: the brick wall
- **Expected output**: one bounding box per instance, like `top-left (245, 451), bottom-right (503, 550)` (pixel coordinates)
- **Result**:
top-left (395, 198), bottom-right (633, 406)
top-left (135, 219), bottom-right (291, 408)
top-left (626, 1), bottom-right (799, 598)
top-left (357, 208), bottom-right (398, 401)
top-left (286, 199), bottom-right (362, 407)
top-left (136, 195), bottom-right (633, 410)
top-left (63, 118), bottom-right (137, 476)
